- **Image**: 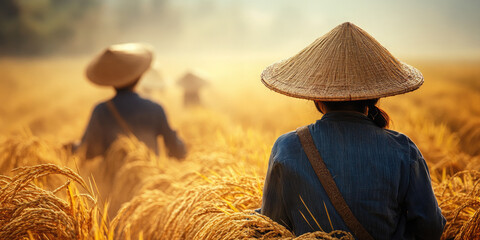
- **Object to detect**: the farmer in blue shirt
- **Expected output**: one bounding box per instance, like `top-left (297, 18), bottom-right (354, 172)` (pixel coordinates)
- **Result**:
top-left (75, 43), bottom-right (186, 160)
top-left (259, 22), bottom-right (445, 239)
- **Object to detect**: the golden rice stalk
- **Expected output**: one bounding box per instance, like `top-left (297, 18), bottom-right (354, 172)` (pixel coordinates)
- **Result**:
top-left (0, 130), bottom-right (74, 189)
top-left (111, 189), bottom-right (174, 240)
top-left (435, 170), bottom-right (480, 239)
top-left (454, 205), bottom-right (480, 240)
top-left (114, 173), bottom-right (351, 240)
top-left (193, 211), bottom-right (295, 239)
top-left (135, 173), bottom-right (177, 196)
top-left (108, 160), bottom-right (162, 218)
top-left (0, 164), bottom-right (109, 240)
top-left (293, 231), bottom-right (354, 240)
top-left (113, 175), bottom-right (262, 239)
top-left (89, 135), bottom-right (158, 218)
top-left (194, 211), bottom-right (353, 239)
top-left (456, 116), bottom-right (480, 156)
top-left (160, 175), bottom-right (264, 239)
top-left (464, 155), bottom-right (480, 173)
top-left (98, 135), bottom-right (155, 189)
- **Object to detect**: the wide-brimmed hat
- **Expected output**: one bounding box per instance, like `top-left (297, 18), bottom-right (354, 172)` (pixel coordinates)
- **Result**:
top-left (177, 71), bottom-right (208, 92)
top-left (261, 22), bottom-right (423, 101)
top-left (86, 43), bottom-right (153, 88)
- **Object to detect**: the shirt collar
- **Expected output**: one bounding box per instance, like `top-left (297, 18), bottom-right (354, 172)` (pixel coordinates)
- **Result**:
top-left (319, 111), bottom-right (374, 125)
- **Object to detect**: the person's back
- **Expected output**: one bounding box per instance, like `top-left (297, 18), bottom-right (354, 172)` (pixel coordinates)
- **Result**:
top-left (81, 90), bottom-right (186, 159)
top-left (262, 111), bottom-right (444, 239)
top-left (74, 43), bottom-right (186, 160)
top-left (259, 22), bottom-right (445, 239)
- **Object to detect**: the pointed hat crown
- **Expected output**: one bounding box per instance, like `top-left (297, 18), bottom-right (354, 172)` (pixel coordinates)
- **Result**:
top-left (261, 22), bottom-right (423, 101)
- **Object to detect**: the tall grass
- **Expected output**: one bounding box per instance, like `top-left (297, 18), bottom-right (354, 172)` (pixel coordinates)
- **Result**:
top-left (0, 59), bottom-right (479, 239)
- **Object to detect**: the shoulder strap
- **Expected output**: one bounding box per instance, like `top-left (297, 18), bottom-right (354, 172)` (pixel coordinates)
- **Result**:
top-left (106, 100), bottom-right (136, 138)
top-left (296, 125), bottom-right (374, 240)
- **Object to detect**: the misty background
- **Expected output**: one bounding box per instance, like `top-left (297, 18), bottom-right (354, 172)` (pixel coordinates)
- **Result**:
top-left (1, 0), bottom-right (479, 60)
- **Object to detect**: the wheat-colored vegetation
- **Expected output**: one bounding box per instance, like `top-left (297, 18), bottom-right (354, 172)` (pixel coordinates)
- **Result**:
top-left (0, 164), bottom-right (110, 239)
top-left (0, 58), bottom-right (479, 239)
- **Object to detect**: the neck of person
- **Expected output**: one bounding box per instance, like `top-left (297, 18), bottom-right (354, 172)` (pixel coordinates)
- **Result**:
top-left (325, 109), bottom-right (368, 116)
top-left (115, 87), bottom-right (136, 94)
top-left (114, 77), bottom-right (140, 94)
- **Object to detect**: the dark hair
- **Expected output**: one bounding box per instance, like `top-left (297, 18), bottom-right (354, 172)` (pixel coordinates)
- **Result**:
top-left (314, 99), bottom-right (390, 129)
top-left (115, 77), bottom-right (141, 92)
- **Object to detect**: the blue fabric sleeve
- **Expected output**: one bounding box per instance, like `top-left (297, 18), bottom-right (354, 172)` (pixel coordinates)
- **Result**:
top-left (157, 106), bottom-right (187, 159)
top-left (405, 155), bottom-right (446, 239)
top-left (79, 105), bottom-right (106, 159)
top-left (260, 142), bottom-right (293, 231)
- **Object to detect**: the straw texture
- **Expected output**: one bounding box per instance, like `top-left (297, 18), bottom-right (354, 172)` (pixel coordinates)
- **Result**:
top-left (86, 43), bottom-right (153, 88)
top-left (261, 22), bottom-right (423, 101)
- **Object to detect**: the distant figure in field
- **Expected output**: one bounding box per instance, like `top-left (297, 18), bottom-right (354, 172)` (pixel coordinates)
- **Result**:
top-left (259, 22), bottom-right (445, 239)
top-left (177, 71), bottom-right (208, 107)
top-left (76, 43), bottom-right (186, 160)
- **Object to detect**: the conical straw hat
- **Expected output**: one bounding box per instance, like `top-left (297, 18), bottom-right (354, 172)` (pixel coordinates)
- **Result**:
top-left (86, 43), bottom-right (153, 88)
top-left (261, 22), bottom-right (423, 101)
top-left (177, 71), bottom-right (208, 91)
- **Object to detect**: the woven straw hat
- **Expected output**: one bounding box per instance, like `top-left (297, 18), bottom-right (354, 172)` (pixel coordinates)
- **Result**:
top-left (86, 43), bottom-right (153, 88)
top-left (261, 22), bottom-right (423, 101)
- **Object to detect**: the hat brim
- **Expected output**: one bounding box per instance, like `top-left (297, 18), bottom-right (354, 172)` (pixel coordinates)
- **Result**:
top-left (261, 60), bottom-right (423, 101)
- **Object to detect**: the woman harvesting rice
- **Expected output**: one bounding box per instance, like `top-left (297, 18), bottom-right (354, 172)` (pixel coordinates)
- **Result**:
top-left (259, 22), bottom-right (445, 239)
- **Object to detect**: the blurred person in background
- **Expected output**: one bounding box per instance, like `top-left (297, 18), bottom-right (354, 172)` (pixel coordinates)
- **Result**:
top-left (73, 43), bottom-right (186, 160)
top-left (177, 71), bottom-right (209, 107)
top-left (259, 22), bottom-right (445, 239)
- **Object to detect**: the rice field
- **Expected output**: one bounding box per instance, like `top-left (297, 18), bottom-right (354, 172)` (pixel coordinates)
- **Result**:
top-left (0, 57), bottom-right (479, 239)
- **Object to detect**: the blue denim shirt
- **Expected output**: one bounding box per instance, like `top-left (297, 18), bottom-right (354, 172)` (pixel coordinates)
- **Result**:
top-left (79, 91), bottom-right (186, 159)
top-left (260, 111), bottom-right (446, 239)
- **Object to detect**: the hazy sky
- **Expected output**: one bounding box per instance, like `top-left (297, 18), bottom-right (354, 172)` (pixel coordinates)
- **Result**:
top-left (105, 0), bottom-right (480, 60)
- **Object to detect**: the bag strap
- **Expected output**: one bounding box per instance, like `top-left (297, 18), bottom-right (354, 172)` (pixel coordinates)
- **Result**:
top-left (296, 125), bottom-right (374, 240)
top-left (106, 100), bottom-right (136, 138)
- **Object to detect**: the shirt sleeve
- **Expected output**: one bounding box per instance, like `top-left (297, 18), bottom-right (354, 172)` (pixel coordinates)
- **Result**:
top-left (405, 149), bottom-right (446, 239)
top-left (260, 142), bottom-right (293, 231)
top-left (77, 105), bottom-right (106, 160)
top-left (157, 106), bottom-right (187, 159)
